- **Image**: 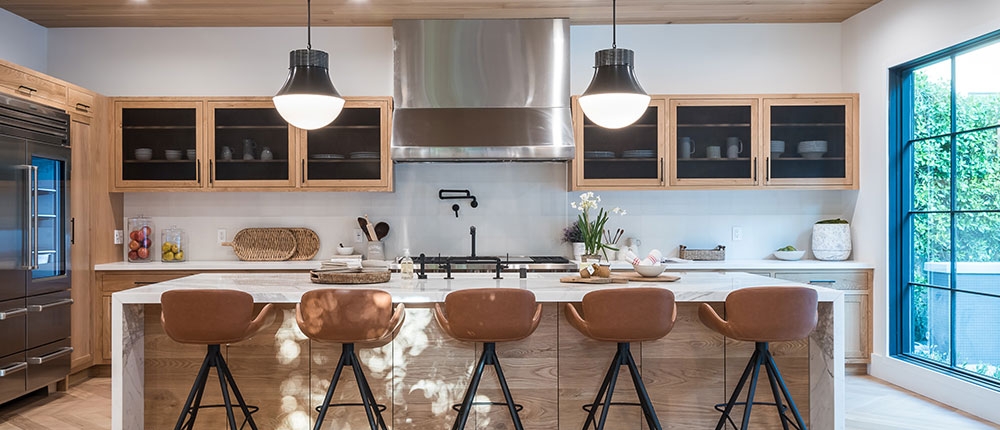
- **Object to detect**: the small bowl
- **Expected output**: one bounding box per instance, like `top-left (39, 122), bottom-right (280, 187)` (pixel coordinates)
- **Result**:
top-left (770, 140), bottom-right (785, 153)
top-left (633, 263), bottom-right (666, 277)
top-left (135, 148), bottom-right (153, 161)
top-left (164, 150), bottom-right (182, 161)
top-left (773, 250), bottom-right (806, 261)
top-left (186, 149), bottom-right (197, 160)
top-left (336, 246), bottom-right (354, 255)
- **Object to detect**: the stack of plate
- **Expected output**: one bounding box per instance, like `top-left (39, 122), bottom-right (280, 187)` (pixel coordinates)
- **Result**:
top-left (186, 149), bottom-right (197, 160)
top-left (797, 140), bottom-right (827, 159)
top-left (770, 140), bottom-right (785, 159)
top-left (584, 151), bottom-right (616, 159)
top-left (134, 148), bottom-right (153, 161)
top-left (164, 149), bottom-right (182, 161)
top-left (311, 153), bottom-right (345, 159)
top-left (350, 151), bottom-right (380, 159)
top-left (622, 149), bottom-right (655, 159)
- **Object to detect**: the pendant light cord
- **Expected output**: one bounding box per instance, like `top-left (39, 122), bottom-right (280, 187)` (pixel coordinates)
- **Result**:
top-left (307, 0), bottom-right (312, 51)
top-left (612, 0), bottom-right (617, 49)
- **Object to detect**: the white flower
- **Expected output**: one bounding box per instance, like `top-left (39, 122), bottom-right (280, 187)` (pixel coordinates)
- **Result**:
top-left (570, 202), bottom-right (578, 209)
top-left (620, 210), bottom-right (627, 216)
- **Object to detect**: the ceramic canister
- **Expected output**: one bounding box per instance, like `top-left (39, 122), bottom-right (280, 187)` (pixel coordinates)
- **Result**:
top-left (811, 223), bottom-right (852, 260)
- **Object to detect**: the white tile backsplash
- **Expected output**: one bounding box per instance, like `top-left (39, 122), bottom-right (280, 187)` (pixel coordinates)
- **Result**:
top-left (124, 163), bottom-right (852, 261)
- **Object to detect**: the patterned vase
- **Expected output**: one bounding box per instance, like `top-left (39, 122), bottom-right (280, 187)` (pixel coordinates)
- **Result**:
top-left (812, 223), bottom-right (852, 261)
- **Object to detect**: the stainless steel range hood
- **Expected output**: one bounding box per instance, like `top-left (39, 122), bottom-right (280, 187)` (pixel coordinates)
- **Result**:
top-left (391, 19), bottom-right (574, 161)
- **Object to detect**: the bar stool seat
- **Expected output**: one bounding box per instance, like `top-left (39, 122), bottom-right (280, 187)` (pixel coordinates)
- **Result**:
top-left (564, 287), bottom-right (677, 430)
top-left (435, 288), bottom-right (542, 430)
top-left (297, 288), bottom-right (405, 430)
top-left (160, 289), bottom-right (275, 430)
top-left (698, 286), bottom-right (818, 430)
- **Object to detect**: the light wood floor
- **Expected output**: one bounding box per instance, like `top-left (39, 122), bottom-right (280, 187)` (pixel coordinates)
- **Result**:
top-left (0, 375), bottom-right (997, 429)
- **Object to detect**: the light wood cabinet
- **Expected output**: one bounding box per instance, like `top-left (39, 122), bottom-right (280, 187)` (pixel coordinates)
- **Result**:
top-left (571, 96), bottom-right (666, 190)
top-left (207, 100), bottom-right (296, 189)
top-left (113, 100), bottom-right (205, 190)
top-left (0, 62), bottom-right (67, 107)
top-left (70, 115), bottom-right (94, 372)
top-left (67, 88), bottom-right (95, 119)
top-left (668, 97), bottom-right (760, 188)
top-left (297, 97), bottom-right (393, 191)
top-left (762, 95), bottom-right (859, 189)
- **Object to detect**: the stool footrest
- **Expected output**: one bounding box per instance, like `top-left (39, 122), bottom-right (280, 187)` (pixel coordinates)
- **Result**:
top-left (713, 401), bottom-right (802, 430)
top-left (451, 401), bottom-right (523, 413)
top-left (181, 404), bottom-right (259, 430)
top-left (315, 402), bottom-right (388, 413)
top-left (582, 401), bottom-right (643, 413)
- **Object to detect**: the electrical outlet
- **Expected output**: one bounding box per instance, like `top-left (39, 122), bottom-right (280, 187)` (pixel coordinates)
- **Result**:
top-left (354, 228), bottom-right (364, 243)
top-left (217, 229), bottom-right (227, 244)
top-left (732, 226), bottom-right (743, 241)
top-left (113, 230), bottom-right (124, 245)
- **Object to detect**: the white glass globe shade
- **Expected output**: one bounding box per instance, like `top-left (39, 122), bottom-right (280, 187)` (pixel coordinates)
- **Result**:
top-left (578, 93), bottom-right (651, 129)
top-left (273, 94), bottom-right (345, 130)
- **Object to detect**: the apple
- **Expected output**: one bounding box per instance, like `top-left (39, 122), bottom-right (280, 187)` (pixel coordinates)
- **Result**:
top-left (140, 238), bottom-right (152, 249)
top-left (137, 247), bottom-right (149, 259)
top-left (128, 250), bottom-right (139, 261)
top-left (130, 230), bottom-right (139, 241)
top-left (128, 240), bottom-right (139, 251)
top-left (141, 226), bottom-right (152, 237)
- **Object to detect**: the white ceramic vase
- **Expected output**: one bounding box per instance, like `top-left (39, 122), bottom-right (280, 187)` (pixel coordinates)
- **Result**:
top-left (811, 223), bottom-right (852, 261)
top-left (571, 242), bottom-right (586, 261)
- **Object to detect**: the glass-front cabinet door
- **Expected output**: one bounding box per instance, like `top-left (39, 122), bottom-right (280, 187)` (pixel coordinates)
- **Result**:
top-left (299, 98), bottom-right (392, 190)
top-left (208, 101), bottom-right (294, 188)
top-left (114, 101), bottom-right (203, 190)
top-left (763, 96), bottom-right (857, 188)
top-left (572, 98), bottom-right (665, 189)
top-left (669, 98), bottom-right (759, 187)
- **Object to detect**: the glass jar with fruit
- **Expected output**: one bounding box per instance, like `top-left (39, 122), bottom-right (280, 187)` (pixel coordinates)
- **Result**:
top-left (127, 216), bottom-right (154, 263)
top-left (160, 226), bottom-right (186, 262)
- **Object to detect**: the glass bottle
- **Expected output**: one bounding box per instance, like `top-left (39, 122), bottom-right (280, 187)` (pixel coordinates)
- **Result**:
top-left (400, 248), bottom-right (414, 279)
top-left (126, 216), bottom-right (154, 263)
top-left (160, 226), bottom-right (187, 262)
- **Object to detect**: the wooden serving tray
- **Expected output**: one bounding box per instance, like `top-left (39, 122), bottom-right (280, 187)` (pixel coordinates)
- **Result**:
top-left (612, 273), bottom-right (681, 282)
top-left (559, 276), bottom-right (629, 284)
top-left (310, 270), bottom-right (391, 284)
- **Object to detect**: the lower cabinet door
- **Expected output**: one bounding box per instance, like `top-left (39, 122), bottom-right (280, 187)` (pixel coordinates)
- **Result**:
top-left (26, 339), bottom-right (72, 392)
top-left (0, 352), bottom-right (27, 404)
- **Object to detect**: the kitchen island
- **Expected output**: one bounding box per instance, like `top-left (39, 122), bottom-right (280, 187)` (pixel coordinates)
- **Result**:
top-left (111, 271), bottom-right (844, 430)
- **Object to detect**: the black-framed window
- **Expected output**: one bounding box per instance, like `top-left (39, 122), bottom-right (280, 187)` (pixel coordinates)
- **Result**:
top-left (890, 29), bottom-right (1000, 388)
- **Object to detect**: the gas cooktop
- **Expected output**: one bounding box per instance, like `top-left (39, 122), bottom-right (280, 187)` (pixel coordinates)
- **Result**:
top-left (413, 255), bottom-right (575, 272)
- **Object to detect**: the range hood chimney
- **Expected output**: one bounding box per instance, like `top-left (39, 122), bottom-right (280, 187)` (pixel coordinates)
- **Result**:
top-left (391, 19), bottom-right (574, 161)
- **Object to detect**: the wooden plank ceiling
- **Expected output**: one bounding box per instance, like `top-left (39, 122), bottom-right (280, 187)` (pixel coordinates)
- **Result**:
top-left (2, 0), bottom-right (882, 28)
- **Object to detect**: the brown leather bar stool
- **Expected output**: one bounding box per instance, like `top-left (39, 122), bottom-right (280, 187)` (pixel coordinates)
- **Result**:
top-left (434, 288), bottom-right (542, 430)
top-left (296, 288), bottom-right (405, 430)
top-left (160, 289), bottom-right (275, 430)
top-left (564, 287), bottom-right (677, 430)
top-left (699, 286), bottom-right (818, 430)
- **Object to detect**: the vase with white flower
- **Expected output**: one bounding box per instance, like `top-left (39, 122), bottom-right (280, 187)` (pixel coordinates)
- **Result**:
top-left (570, 192), bottom-right (626, 262)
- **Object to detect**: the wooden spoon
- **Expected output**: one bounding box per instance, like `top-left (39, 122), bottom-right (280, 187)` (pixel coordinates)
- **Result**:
top-left (375, 222), bottom-right (390, 240)
top-left (357, 217), bottom-right (372, 241)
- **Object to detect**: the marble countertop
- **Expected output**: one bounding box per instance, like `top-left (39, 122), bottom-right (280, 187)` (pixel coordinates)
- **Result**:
top-left (95, 259), bottom-right (873, 272)
top-left (112, 271), bottom-right (843, 304)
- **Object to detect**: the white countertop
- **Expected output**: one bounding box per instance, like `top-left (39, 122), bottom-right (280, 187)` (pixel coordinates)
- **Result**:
top-left (111, 271), bottom-right (843, 304)
top-left (95, 258), bottom-right (872, 272)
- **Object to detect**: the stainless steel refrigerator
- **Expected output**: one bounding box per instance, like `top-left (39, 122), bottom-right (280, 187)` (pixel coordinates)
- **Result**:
top-left (0, 93), bottom-right (73, 404)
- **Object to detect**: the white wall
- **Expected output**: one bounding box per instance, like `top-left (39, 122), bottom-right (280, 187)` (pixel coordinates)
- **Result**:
top-left (0, 8), bottom-right (48, 72)
top-left (47, 23), bottom-right (850, 261)
top-left (842, 0), bottom-right (1000, 423)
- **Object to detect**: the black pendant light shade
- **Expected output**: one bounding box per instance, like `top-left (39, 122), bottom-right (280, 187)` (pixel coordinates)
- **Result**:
top-left (583, 48), bottom-right (646, 96)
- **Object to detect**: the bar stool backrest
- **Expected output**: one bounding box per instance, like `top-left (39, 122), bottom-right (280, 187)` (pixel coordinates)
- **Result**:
top-left (297, 289), bottom-right (401, 343)
top-left (437, 289), bottom-right (541, 342)
top-left (161, 289), bottom-right (260, 345)
top-left (577, 288), bottom-right (677, 342)
top-left (719, 287), bottom-right (819, 342)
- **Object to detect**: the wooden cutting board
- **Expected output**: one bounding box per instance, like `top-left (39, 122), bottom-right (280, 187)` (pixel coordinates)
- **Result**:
top-left (222, 228), bottom-right (296, 261)
top-left (612, 273), bottom-right (681, 282)
top-left (560, 276), bottom-right (629, 284)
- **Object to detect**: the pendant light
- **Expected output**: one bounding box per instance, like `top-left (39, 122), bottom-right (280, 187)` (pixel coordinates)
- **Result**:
top-left (273, 0), bottom-right (345, 130)
top-left (578, 0), bottom-right (651, 129)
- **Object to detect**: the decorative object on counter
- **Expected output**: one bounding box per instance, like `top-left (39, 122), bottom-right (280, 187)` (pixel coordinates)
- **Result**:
top-left (812, 218), bottom-right (851, 260)
top-left (578, 0), bottom-right (650, 129)
top-left (773, 245), bottom-right (805, 261)
top-left (571, 192), bottom-right (626, 261)
top-left (678, 245), bottom-right (726, 261)
top-left (220, 145), bottom-right (233, 161)
top-left (400, 249), bottom-right (414, 279)
top-left (612, 272), bottom-right (680, 282)
top-left (160, 225), bottom-right (186, 262)
top-left (603, 228), bottom-right (625, 260)
top-left (679, 136), bottom-right (696, 159)
top-left (260, 146), bottom-right (273, 161)
top-left (336, 243), bottom-right (354, 255)
top-left (366, 240), bottom-right (385, 261)
top-left (578, 263), bottom-right (611, 279)
top-left (242, 138), bottom-right (256, 160)
top-left (375, 222), bottom-right (390, 241)
top-left (560, 276), bottom-right (628, 284)
top-left (633, 263), bottom-right (666, 278)
top-left (127, 215), bottom-right (154, 262)
top-left (222, 228), bottom-right (297, 261)
top-left (439, 189), bottom-right (479, 217)
top-left (273, 0), bottom-right (345, 130)
top-left (288, 228), bottom-right (320, 260)
top-left (310, 261), bottom-right (391, 284)
top-left (623, 248), bottom-right (661, 266)
top-left (357, 217), bottom-right (374, 240)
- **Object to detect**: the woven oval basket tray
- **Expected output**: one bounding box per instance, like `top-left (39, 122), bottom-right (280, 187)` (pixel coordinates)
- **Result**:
top-left (222, 228), bottom-right (297, 261)
top-left (310, 270), bottom-right (391, 284)
top-left (289, 228), bottom-right (320, 261)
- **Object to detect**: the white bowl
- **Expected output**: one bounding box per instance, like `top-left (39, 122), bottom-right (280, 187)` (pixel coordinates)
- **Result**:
top-left (135, 148), bottom-right (153, 161)
top-left (800, 151), bottom-right (826, 159)
top-left (770, 140), bottom-right (785, 153)
top-left (186, 149), bottom-right (197, 160)
top-left (798, 140), bottom-right (828, 152)
top-left (336, 246), bottom-right (354, 255)
top-left (773, 250), bottom-right (806, 261)
top-left (164, 150), bottom-right (182, 161)
top-left (633, 263), bottom-right (666, 277)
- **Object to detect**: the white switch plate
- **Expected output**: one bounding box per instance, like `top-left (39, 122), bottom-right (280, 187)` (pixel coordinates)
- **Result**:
top-left (732, 226), bottom-right (743, 241)
top-left (217, 229), bottom-right (227, 244)
top-left (354, 228), bottom-right (364, 243)
top-left (113, 230), bottom-right (124, 245)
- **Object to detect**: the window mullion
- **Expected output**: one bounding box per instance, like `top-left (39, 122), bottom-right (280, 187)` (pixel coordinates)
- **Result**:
top-left (948, 55), bottom-right (958, 370)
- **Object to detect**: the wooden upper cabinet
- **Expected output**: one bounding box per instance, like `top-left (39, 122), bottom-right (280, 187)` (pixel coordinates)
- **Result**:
top-left (207, 100), bottom-right (295, 189)
top-left (113, 100), bottom-right (204, 191)
top-left (67, 87), bottom-right (96, 119)
top-left (668, 97), bottom-right (760, 188)
top-left (297, 97), bottom-right (393, 191)
top-left (762, 95), bottom-right (858, 189)
top-left (0, 62), bottom-right (67, 108)
top-left (571, 97), bottom-right (666, 190)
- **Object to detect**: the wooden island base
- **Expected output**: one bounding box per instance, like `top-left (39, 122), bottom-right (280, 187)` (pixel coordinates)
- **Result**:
top-left (142, 303), bottom-right (815, 430)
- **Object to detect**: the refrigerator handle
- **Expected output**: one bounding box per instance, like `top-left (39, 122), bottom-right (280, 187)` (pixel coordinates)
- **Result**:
top-left (32, 165), bottom-right (39, 270)
top-left (20, 165), bottom-right (32, 269)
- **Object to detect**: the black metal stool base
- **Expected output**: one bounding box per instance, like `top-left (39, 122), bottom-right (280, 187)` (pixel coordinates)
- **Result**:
top-left (314, 343), bottom-right (389, 430)
top-left (174, 344), bottom-right (259, 430)
top-left (451, 342), bottom-right (525, 430)
top-left (713, 342), bottom-right (808, 430)
top-left (581, 342), bottom-right (661, 430)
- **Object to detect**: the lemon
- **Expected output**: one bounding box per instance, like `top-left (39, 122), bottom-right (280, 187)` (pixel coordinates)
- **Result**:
top-left (174, 251), bottom-right (184, 261)
top-left (162, 251), bottom-right (174, 261)
top-left (171, 244), bottom-right (179, 254)
top-left (161, 242), bottom-right (173, 252)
